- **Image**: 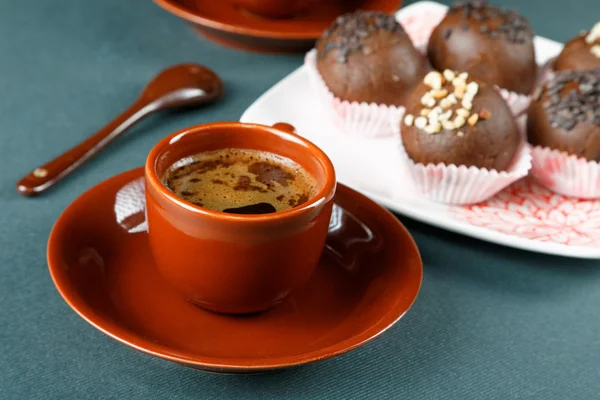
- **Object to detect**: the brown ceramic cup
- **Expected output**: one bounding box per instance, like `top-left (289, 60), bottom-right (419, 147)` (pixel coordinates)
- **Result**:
top-left (230, 0), bottom-right (320, 18)
top-left (144, 122), bottom-right (336, 314)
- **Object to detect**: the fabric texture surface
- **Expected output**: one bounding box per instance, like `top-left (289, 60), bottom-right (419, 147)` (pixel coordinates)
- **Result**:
top-left (1, 0), bottom-right (599, 398)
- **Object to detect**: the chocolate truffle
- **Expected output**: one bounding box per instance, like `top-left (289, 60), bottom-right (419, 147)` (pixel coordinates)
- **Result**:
top-left (427, 0), bottom-right (536, 94)
top-left (555, 22), bottom-right (600, 72)
top-left (401, 70), bottom-right (520, 171)
top-left (527, 68), bottom-right (600, 161)
top-left (316, 11), bottom-right (429, 106)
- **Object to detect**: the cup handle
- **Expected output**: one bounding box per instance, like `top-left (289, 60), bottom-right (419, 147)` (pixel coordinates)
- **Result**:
top-left (272, 122), bottom-right (297, 135)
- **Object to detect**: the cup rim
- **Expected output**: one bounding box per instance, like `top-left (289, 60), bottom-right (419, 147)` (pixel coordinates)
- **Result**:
top-left (145, 121), bottom-right (336, 223)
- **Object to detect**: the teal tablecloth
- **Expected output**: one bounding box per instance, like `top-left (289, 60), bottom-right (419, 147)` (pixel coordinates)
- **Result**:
top-left (1, 0), bottom-right (599, 398)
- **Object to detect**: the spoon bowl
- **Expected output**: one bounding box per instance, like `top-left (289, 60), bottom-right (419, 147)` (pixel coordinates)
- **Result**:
top-left (139, 64), bottom-right (223, 109)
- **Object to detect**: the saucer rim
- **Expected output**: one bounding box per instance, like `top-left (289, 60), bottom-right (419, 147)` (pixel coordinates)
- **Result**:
top-left (152, 0), bottom-right (403, 40)
top-left (47, 167), bottom-right (422, 372)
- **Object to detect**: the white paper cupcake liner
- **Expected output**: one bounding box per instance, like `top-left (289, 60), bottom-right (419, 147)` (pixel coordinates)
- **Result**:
top-left (393, 116), bottom-right (532, 205)
top-left (530, 146), bottom-right (600, 199)
top-left (496, 87), bottom-right (531, 118)
top-left (305, 50), bottom-right (404, 139)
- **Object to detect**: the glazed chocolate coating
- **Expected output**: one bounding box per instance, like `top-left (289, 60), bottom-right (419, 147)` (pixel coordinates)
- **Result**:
top-left (316, 11), bottom-right (429, 106)
top-left (527, 68), bottom-right (600, 161)
top-left (402, 79), bottom-right (520, 170)
top-left (555, 33), bottom-right (600, 72)
top-left (427, 1), bottom-right (536, 94)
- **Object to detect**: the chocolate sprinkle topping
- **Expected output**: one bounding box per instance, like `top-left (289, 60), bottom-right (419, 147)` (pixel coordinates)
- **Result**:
top-left (449, 0), bottom-right (531, 44)
top-left (542, 67), bottom-right (600, 131)
top-left (317, 11), bottom-right (406, 62)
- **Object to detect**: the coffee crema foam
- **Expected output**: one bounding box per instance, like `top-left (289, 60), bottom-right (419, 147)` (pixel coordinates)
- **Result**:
top-left (161, 148), bottom-right (319, 214)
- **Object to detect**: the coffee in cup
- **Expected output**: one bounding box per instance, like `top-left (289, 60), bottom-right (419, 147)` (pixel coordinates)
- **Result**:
top-left (161, 148), bottom-right (318, 214)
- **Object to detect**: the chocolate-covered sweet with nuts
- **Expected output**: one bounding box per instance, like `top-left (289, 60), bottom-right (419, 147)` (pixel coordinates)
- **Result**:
top-left (527, 67), bottom-right (600, 161)
top-left (427, 0), bottom-right (536, 94)
top-left (401, 70), bottom-right (520, 170)
top-left (316, 11), bottom-right (430, 106)
top-left (555, 22), bottom-right (600, 72)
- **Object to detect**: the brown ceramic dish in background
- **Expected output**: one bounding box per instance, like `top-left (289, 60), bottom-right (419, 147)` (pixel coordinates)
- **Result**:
top-left (47, 167), bottom-right (422, 373)
top-left (145, 122), bottom-right (336, 314)
top-left (153, 0), bottom-right (402, 52)
top-left (230, 0), bottom-right (320, 19)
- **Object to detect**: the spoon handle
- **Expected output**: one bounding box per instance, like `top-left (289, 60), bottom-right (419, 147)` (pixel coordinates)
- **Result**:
top-left (16, 99), bottom-right (155, 196)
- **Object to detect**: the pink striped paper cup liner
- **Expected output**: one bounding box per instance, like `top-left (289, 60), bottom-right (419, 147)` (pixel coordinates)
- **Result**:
top-left (535, 57), bottom-right (557, 88)
top-left (530, 146), bottom-right (600, 199)
top-left (496, 87), bottom-right (531, 118)
top-left (393, 116), bottom-right (532, 205)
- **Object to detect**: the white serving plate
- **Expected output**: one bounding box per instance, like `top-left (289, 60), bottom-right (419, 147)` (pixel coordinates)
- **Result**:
top-left (241, 1), bottom-right (600, 259)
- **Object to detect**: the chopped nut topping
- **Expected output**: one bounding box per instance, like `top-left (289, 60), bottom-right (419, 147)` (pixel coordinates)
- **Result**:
top-left (440, 110), bottom-right (453, 121)
top-left (586, 22), bottom-right (600, 58)
top-left (431, 89), bottom-right (449, 99)
top-left (467, 113), bottom-right (479, 126)
top-left (452, 77), bottom-right (466, 88)
top-left (415, 116), bottom-right (428, 129)
top-left (424, 71), bottom-right (444, 90)
top-left (443, 69), bottom-right (456, 82)
top-left (466, 81), bottom-right (479, 95)
top-left (457, 131), bottom-right (465, 137)
top-left (454, 86), bottom-right (466, 100)
top-left (424, 122), bottom-right (442, 134)
top-left (442, 120), bottom-right (455, 130)
top-left (462, 92), bottom-right (475, 104)
top-left (420, 93), bottom-right (436, 107)
top-left (479, 108), bottom-right (492, 119)
top-left (404, 68), bottom-right (488, 135)
top-left (456, 108), bottom-right (470, 118)
top-left (440, 98), bottom-right (453, 109)
top-left (585, 21), bottom-right (600, 44)
top-left (454, 115), bottom-right (466, 128)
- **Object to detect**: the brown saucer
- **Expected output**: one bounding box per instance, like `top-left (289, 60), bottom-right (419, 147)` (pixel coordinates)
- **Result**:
top-left (47, 168), bottom-right (422, 373)
top-left (153, 0), bottom-right (403, 53)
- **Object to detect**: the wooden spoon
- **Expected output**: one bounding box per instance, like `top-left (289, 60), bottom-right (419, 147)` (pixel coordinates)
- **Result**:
top-left (16, 64), bottom-right (223, 196)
